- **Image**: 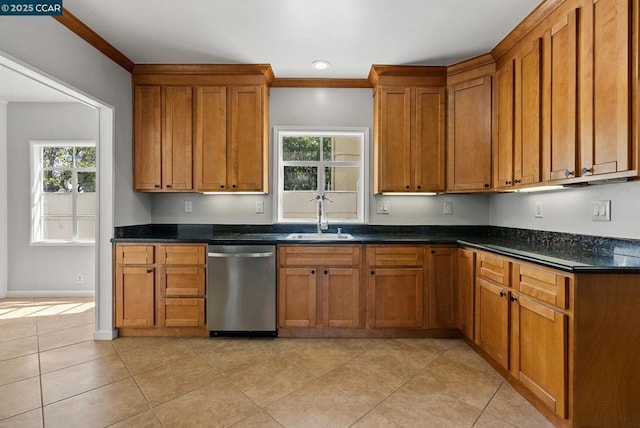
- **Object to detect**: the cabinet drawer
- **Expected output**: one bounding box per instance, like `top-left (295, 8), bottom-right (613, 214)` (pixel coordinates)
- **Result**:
top-left (162, 298), bottom-right (205, 327)
top-left (158, 245), bottom-right (206, 265)
top-left (477, 252), bottom-right (511, 286)
top-left (514, 263), bottom-right (570, 309)
top-left (279, 245), bottom-right (361, 267)
top-left (161, 266), bottom-right (205, 297)
top-left (116, 244), bottom-right (155, 265)
top-left (366, 246), bottom-right (424, 267)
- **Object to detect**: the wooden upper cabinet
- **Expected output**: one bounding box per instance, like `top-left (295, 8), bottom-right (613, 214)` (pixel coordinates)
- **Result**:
top-left (134, 85), bottom-right (162, 190)
top-left (228, 86), bottom-right (266, 191)
top-left (580, 0), bottom-right (633, 177)
top-left (370, 65), bottom-right (446, 193)
top-left (194, 86), bottom-right (227, 191)
top-left (515, 38), bottom-right (543, 186)
top-left (494, 59), bottom-right (515, 190)
top-left (544, 8), bottom-right (580, 182)
top-left (447, 76), bottom-right (493, 191)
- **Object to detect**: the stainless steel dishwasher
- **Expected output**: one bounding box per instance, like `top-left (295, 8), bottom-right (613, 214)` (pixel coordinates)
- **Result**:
top-left (207, 245), bottom-right (276, 337)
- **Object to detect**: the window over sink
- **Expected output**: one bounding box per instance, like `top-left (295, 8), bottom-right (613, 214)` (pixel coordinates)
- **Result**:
top-left (274, 127), bottom-right (368, 224)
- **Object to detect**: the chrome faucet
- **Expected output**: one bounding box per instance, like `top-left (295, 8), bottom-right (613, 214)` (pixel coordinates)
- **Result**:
top-left (309, 194), bottom-right (332, 234)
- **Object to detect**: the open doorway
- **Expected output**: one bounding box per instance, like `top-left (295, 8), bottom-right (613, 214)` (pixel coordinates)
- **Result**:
top-left (0, 52), bottom-right (114, 340)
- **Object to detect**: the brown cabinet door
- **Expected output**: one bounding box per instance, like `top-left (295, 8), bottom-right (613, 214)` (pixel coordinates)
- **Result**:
top-left (512, 295), bottom-right (567, 418)
top-left (134, 85), bottom-right (162, 191)
top-left (162, 86), bottom-right (193, 191)
top-left (447, 76), bottom-right (492, 191)
top-left (367, 267), bottom-right (424, 328)
top-left (160, 297), bottom-right (205, 328)
top-left (580, 0), bottom-right (631, 176)
top-left (114, 266), bottom-right (155, 328)
top-left (278, 267), bottom-right (317, 328)
top-left (160, 266), bottom-right (206, 297)
top-left (228, 86), bottom-right (265, 191)
top-left (375, 86), bottom-right (412, 192)
top-left (194, 86), bottom-right (227, 191)
top-left (475, 277), bottom-right (509, 369)
top-left (322, 268), bottom-right (361, 328)
top-left (427, 247), bottom-right (458, 328)
top-left (494, 59), bottom-right (515, 190)
top-left (515, 38), bottom-right (543, 186)
top-left (544, 8), bottom-right (580, 181)
top-left (415, 87), bottom-right (446, 192)
top-left (458, 248), bottom-right (475, 340)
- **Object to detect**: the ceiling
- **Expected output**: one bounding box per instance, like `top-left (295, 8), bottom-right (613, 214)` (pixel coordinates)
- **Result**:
top-left (63, 0), bottom-right (541, 78)
top-left (0, 64), bottom-right (77, 102)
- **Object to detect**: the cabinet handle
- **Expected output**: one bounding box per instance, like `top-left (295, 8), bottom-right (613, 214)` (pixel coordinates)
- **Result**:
top-left (146, 268), bottom-right (153, 273)
top-left (431, 250), bottom-right (435, 254)
top-left (311, 269), bottom-right (315, 275)
top-left (514, 179), bottom-right (521, 184)
top-left (582, 167), bottom-right (593, 174)
top-left (324, 270), bottom-right (328, 275)
top-left (483, 183), bottom-right (490, 188)
top-left (510, 296), bottom-right (518, 302)
top-left (370, 270), bottom-right (375, 275)
top-left (499, 291), bottom-right (506, 297)
top-left (232, 184), bottom-right (237, 189)
top-left (564, 169), bottom-right (574, 178)
top-left (166, 184), bottom-right (172, 188)
top-left (405, 185), bottom-right (410, 190)
top-left (220, 184), bottom-right (225, 189)
top-left (504, 180), bottom-right (511, 185)
top-left (154, 184), bottom-right (160, 188)
top-left (417, 185), bottom-right (422, 190)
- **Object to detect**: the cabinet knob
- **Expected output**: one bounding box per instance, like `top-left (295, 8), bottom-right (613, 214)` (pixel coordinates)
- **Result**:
top-left (146, 268), bottom-right (153, 274)
top-left (514, 178), bottom-right (521, 184)
top-left (405, 185), bottom-right (410, 190)
top-left (582, 167), bottom-right (593, 174)
top-left (370, 270), bottom-right (375, 275)
top-left (232, 184), bottom-right (237, 189)
top-left (154, 184), bottom-right (160, 188)
top-left (324, 270), bottom-right (328, 275)
top-left (311, 269), bottom-right (315, 275)
top-left (166, 184), bottom-right (172, 188)
top-left (483, 183), bottom-right (490, 188)
top-left (564, 169), bottom-right (574, 178)
top-left (417, 185), bottom-right (422, 190)
top-left (504, 180), bottom-right (511, 185)
top-left (499, 291), bottom-right (506, 297)
top-left (220, 184), bottom-right (225, 189)
top-left (510, 296), bottom-right (518, 302)
top-left (431, 250), bottom-right (435, 254)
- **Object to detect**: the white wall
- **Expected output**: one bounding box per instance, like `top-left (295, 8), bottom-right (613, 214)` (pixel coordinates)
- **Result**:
top-left (0, 17), bottom-right (148, 227)
top-left (0, 102), bottom-right (7, 298)
top-left (490, 180), bottom-right (640, 239)
top-left (7, 103), bottom-right (96, 295)
top-left (151, 87), bottom-right (491, 225)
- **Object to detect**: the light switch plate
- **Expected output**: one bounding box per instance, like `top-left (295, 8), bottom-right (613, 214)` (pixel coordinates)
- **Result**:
top-left (592, 200), bottom-right (611, 221)
top-left (255, 200), bottom-right (264, 214)
top-left (376, 201), bottom-right (390, 214)
top-left (443, 201), bottom-right (453, 215)
top-left (535, 201), bottom-right (543, 218)
top-left (184, 201), bottom-right (193, 213)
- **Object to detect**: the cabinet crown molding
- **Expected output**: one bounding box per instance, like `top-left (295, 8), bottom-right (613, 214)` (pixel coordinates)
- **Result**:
top-left (368, 64), bottom-right (447, 88)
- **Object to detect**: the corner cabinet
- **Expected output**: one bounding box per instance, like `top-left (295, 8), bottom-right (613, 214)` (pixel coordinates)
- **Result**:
top-left (369, 65), bottom-right (447, 193)
top-left (132, 64), bottom-right (272, 193)
top-left (113, 242), bottom-right (208, 336)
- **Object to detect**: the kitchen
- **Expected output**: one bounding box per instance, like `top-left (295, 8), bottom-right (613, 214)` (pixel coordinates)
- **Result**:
top-left (1, 0), bottom-right (640, 426)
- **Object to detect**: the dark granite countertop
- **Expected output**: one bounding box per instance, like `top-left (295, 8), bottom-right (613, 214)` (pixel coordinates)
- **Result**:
top-left (112, 224), bottom-right (640, 273)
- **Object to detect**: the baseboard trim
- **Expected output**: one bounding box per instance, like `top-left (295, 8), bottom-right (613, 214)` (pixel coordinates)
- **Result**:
top-left (94, 329), bottom-right (117, 341)
top-left (5, 290), bottom-right (95, 298)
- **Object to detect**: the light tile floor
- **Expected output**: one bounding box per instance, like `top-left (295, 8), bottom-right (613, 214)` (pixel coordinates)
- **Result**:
top-left (0, 298), bottom-right (553, 427)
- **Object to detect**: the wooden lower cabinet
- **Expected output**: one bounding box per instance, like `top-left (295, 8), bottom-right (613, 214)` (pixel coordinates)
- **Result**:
top-left (475, 277), bottom-right (510, 369)
top-left (113, 243), bottom-right (207, 336)
top-left (278, 246), bottom-right (361, 329)
top-left (367, 267), bottom-right (424, 328)
top-left (427, 246), bottom-right (458, 328)
top-left (458, 248), bottom-right (475, 339)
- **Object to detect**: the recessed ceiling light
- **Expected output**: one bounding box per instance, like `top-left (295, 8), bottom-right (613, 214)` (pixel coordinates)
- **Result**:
top-left (312, 60), bottom-right (331, 70)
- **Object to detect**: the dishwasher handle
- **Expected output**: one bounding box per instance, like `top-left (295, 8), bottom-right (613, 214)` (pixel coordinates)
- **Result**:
top-left (208, 251), bottom-right (274, 258)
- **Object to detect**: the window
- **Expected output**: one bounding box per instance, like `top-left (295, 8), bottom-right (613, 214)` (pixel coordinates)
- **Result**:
top-left (275, 127), bottom-right (367, 223)
top-left (31, 141), bottom-right (96, 244)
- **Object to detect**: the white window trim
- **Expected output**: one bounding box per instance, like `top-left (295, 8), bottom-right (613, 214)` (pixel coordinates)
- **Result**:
top-left (30, 140), bottom-right (97, 246)
top-left (273, 126), bottom-right (369, 224)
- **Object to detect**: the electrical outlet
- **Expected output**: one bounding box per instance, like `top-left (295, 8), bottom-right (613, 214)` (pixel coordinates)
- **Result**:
top-left (376, 201), bottom-right (390, 214)
top-left (255, 200), bottom-right (264, 214)
top-left (592, 200), bottom-right (611, 221)
top-left (76, 274), bottom-right (84, 284)
top-left (443, 201), bottom-right (453, 215)
top-left (535, 201), bottom-right (543, 218)
top-left (184, 201), bottom-right (193, 213)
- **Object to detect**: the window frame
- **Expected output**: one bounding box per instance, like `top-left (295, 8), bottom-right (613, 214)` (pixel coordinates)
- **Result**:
top-left (30, 140), bottom-right (97, 246)
top-left (274, 126), bottom-right (369, 224)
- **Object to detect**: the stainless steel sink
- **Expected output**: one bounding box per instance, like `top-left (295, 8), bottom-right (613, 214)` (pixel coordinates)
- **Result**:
top-left (286, 232), bottom-right (354, 241)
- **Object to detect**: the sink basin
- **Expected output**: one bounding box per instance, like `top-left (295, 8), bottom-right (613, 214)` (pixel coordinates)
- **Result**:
top-left (286, 233), bottom-right (354, 241)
